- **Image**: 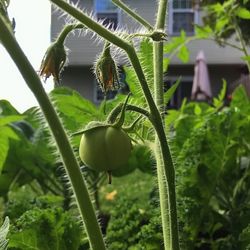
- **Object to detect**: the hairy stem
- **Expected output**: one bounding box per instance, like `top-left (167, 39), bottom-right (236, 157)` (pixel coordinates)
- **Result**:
top-left (111, 0), bottom-right (153, 30)
top-left (56, 23), bottom-right (84, 44)
top-left (154, 0), bottom-right (180, 249)
top-left (0, 15), bottom-right (106, 250)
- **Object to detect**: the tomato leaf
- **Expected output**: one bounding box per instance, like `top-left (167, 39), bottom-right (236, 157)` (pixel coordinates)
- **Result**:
top-left (0, 217), bottom-right (9, 250)
top-left (164, 78), bottom-right (181, 105)
top-left (177, 45), bottom-right (190, 63)
top-left (236, 7), bottom-right (250, 19)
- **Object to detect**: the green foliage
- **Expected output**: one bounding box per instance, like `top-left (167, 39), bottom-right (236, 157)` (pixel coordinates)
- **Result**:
top-left (0, 103), bottom-right (59, 197)
top-left (106, 196), bottom-right (163, 250)
top-left (8, 207), bottom-right (82, 250)
top-left (166, 86), bottom-right (250, 249)
top-left (0, 216), bottom-right (9, 250)
top-left (212, 79), bottom-right (227, 108)
top-left (163, 30), bottom-right (190, 64)
top-left (0, 101), bottom-right (23, 174)
top-left (202, 0), bottom-right (250, 44)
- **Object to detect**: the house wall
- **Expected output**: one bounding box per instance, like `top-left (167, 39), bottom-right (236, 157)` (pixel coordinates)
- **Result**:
top-left (51, 0), bottom-right (244, 66)
top-left (60, 66), bottom-right (95, 101)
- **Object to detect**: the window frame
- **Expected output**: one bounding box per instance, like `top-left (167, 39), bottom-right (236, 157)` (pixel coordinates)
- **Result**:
top-left (168, 0), bottom-right (199, 36)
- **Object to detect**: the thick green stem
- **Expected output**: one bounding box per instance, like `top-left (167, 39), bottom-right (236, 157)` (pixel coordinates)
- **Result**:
top-left (0, 16), bottom-right (106, 250)
top-left (154, 1), bottom-right (180, 249)
top-left (154, 41), bottom-right (171, 250)
top-left (111, 0), bottom-right (153, 30)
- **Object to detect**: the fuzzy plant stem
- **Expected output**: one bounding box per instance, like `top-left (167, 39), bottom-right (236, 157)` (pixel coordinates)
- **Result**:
top-left (0, 15), bottom-right (106, 250)
top-left (56, 23), bottom-right (84, 44)
top-left (49, 0), bottom-right (180, 249)
top-left (153, 1), bottom-right (180, 249)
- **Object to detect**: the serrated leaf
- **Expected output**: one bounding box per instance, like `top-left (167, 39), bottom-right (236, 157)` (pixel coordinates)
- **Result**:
top-left (241, 55), bottom-right (250, 62)
top-left (1, 126), bottom-right (19, 140)
top-left (215, 17), bottom-right (229, 31)
top-left (0, 135), bottom-right (9, 174)
top-left (212, 79), bottom-right (227, 108)
top-left (0, 217), bottom-right (9, 250)
top-left (177, 45), bottom-right (190, 63)
top-left (209, 3), bottom-right (224, 13)
top-left (0, 115), bottom-right (24, 126)
top-left (195, 25), bottom-right (213, 39)
top-left (164, 78), bottom-right (181, 105)
top-left (194, 104), bottom-right (202, 115)
top-left (50, 87), bottom-right (101, 130)
top-left (163, 57), bottom-right (170, 72)
top-left (139, 39), bottom-right (154, 88)
top-left (0, 100), bottom-right (19, 115)
top-left (164, 31), bottom-right (186, 54)
top-left (236, 7), bottom-right (250, 19)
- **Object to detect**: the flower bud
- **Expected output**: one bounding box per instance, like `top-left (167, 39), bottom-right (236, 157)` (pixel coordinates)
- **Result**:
top-left (95, 42), bottom-right (119, 95)
top-left (39, 41), bottom-right (66, 84)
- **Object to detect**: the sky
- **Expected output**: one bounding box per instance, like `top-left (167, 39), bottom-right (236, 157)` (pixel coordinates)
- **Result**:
top-left (0, 0), bottom-right (54, 113)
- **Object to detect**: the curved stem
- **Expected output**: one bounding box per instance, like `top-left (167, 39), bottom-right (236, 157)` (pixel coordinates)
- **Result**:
top-left (56, 23), bottom-right (84, 44)
top-left (111, 0), bottom-right (153, 30)
top-left (0, 15), bottom-right (106, 250)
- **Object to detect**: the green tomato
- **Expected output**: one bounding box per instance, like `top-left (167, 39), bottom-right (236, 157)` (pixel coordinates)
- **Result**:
top-left (79, 125), bottom-right (132, 172)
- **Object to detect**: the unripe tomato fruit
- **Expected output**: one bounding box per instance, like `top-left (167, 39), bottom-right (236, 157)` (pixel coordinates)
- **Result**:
top-left (79, 125), bottom-right (132, 172)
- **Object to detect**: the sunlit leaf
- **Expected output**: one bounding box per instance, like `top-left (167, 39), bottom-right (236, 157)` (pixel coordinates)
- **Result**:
top-left (0, 115), bottom-right (24, 126)
top-left (241, 56), bottom-right (250, 62)
top-left (236, 7), bottom-right (250, 19)
top-left (0, 217), bottom-right (9, 250)
top-left (215, 17), bottom-right (229, 31)
top-left (164, 77), bottom-right (181, 105)
top-left (195, 25), bottom-right (213, 39)
top-left (177, 45), bottom-right (189, 63)
top-left (213, 79), bottom-right (227, 108)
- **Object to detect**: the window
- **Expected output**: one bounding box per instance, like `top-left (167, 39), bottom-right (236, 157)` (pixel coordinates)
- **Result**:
top-left (165, 77), bottom-right (193, 108)
top-left (94, 0), bottom-right (119, 29)
top-left (169, 0), bottom-right (199, 36)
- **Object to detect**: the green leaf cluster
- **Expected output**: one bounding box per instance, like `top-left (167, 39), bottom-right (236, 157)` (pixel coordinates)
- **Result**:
top-left (106, 196), bottom-right (163, 250)
top-left (166, 85), bottom-right (250, 249)
top-left (202, 0), bottom-right (250, 44)
top-left (8, 207), bottom-right (82, 250)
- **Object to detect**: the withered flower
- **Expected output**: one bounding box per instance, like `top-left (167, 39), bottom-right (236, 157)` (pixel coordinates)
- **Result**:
top-left (95, 42), bottom-right (120, 95)
top-left (39, 41), bottom-right (66, 84)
